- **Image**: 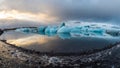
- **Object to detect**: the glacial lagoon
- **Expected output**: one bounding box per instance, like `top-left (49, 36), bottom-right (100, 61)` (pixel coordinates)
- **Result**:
top-left (0, 23), bottom-right (120, 54)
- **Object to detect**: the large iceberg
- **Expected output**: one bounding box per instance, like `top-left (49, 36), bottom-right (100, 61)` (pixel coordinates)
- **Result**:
top-left (15, 22), bottom-right (120, 38)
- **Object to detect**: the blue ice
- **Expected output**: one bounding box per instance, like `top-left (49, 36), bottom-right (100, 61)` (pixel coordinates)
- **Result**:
top-left (15, 22), bottom-right (120, 38)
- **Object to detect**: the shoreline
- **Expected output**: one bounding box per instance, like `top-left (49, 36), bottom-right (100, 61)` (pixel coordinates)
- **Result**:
top-left (0, 39), bottom-right (120, 67)
top-left (1, 40), bottom-right (120, 56)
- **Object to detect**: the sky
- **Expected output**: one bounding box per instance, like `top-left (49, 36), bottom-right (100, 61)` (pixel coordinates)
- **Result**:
top-left (0, 0), bottom-right (120, 28)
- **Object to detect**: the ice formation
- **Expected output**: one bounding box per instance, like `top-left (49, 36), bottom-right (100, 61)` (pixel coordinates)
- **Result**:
top-left (15, 22), bottom-right (120, 38)
top-left (57, 26), bottom-right (73, 33)
top-left (16, 28), bottom-right (37, 33)
top-left (45, 26), bottom-right (58, 34)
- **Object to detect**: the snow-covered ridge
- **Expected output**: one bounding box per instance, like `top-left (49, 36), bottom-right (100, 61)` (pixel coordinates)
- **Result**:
top-left (15, 22), bottom-right (120, 38)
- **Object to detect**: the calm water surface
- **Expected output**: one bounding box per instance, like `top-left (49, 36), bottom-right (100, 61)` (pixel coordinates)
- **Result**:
top-left (0, 30), bottom-right (120, 53)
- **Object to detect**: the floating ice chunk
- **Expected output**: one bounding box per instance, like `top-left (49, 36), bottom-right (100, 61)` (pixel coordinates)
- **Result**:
top-left (38, 26), bottom-right (46, 32)
top-left (57, 26), bottom-right (72, 33)
top-left (45, 26), bottom-right (58, 33)
top-left (88, 28), bottom-right (105, 34)
top-left (16, 28), bottom-right (31, 33)
top-left (70, 26), bottom-right (105, 37)
top-left (106, 29), bottom-right (120, 36)
top-left (44, 26), bottom-right (58, 36)
top-left (71, 26), bottom-right (104, 34)
top-left (16, 28), bottom-right (37, 33)
top-left (70, 27), bottom-right (82, 33)
top-left (37, 26), bottom-right (46, 35)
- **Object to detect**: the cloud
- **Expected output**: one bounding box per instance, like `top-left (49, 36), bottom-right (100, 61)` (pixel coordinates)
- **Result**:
top-left (0, 10), bottom-right (58, 23)
top-left (0, 0), bottom-right (120, 25)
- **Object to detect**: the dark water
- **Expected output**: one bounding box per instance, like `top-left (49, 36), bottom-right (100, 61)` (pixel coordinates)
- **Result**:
top-left (0, 30), bottom-right (120, 53)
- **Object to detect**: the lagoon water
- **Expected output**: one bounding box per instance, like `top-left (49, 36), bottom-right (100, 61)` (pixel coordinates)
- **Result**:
top-left (0, 30), bottom-right (120, 53)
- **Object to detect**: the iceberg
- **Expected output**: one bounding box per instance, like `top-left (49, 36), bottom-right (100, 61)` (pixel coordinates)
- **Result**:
top-left (15, 22), bottom-right (120, 38)
top-left (70, 25), bottom-right (105, 37)
top-left (57, 22), bottom-right (73, 33)
top-left (15, 27), bottom-right (38, 34)
top-left (57, 22), bottom-right (72, 33)
top-left (45, 26), bottom-right (58, 33)
top-left (38, 26), bottom-right (46, 32)
top-left (37, 26), bottom-right (46, 35)
top-left (44, 26), bottom-right (58, 36)
top-left (57, 26), bottom-right (72, 33)
top-left (106, 29), bottom-right (120, 36)
top-left (59, 22), bottom-right (66, 28)
top-left (16, 28), bottom-right (33, 33)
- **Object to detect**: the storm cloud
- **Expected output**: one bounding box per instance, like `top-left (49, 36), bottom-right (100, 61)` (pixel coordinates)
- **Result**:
top-left (0, 0), bottom-right (120, 25)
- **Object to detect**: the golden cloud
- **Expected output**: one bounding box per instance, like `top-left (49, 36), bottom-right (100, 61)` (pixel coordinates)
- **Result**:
top-left (0, 10), bottom-right (58, 23)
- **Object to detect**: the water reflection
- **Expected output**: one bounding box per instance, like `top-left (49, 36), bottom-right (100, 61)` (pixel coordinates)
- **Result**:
top-left (58, 33), bottom-right (71, 39)
top-left (0, 30), bottom-right (119, 53)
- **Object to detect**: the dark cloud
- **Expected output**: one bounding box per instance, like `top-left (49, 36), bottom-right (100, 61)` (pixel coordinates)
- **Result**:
top-left (0, 0), bottom-right (120, 25)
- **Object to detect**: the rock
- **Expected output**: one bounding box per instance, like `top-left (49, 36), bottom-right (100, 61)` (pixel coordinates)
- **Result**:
top-left (74, 64), bottom-right (80, 67)
top-left (48, 57), bottom-right (62, 65)
top-left (2, 51), bottom-right (5, 53)
top-left (0, 58), bottom-right (2, 60)
top-left (108, 52), bottom-right (112, 55)
top-left (10, 51), bottom-right (15, 54)
top-left (88, 58), bottom-right (92, 61)
top-left (0, 29), bottom-right (3, 35)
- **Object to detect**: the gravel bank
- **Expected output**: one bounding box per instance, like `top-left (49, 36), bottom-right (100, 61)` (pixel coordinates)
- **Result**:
top-left (0, 40), bottom-right (120, 68)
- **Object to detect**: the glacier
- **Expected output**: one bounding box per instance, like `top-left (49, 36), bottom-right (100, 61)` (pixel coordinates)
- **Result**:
top-left (15, 22), bottom-right (120, 38)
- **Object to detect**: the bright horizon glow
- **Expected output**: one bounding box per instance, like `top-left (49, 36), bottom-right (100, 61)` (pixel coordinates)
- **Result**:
top-left (0, 10), bottom-right (58, 23)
